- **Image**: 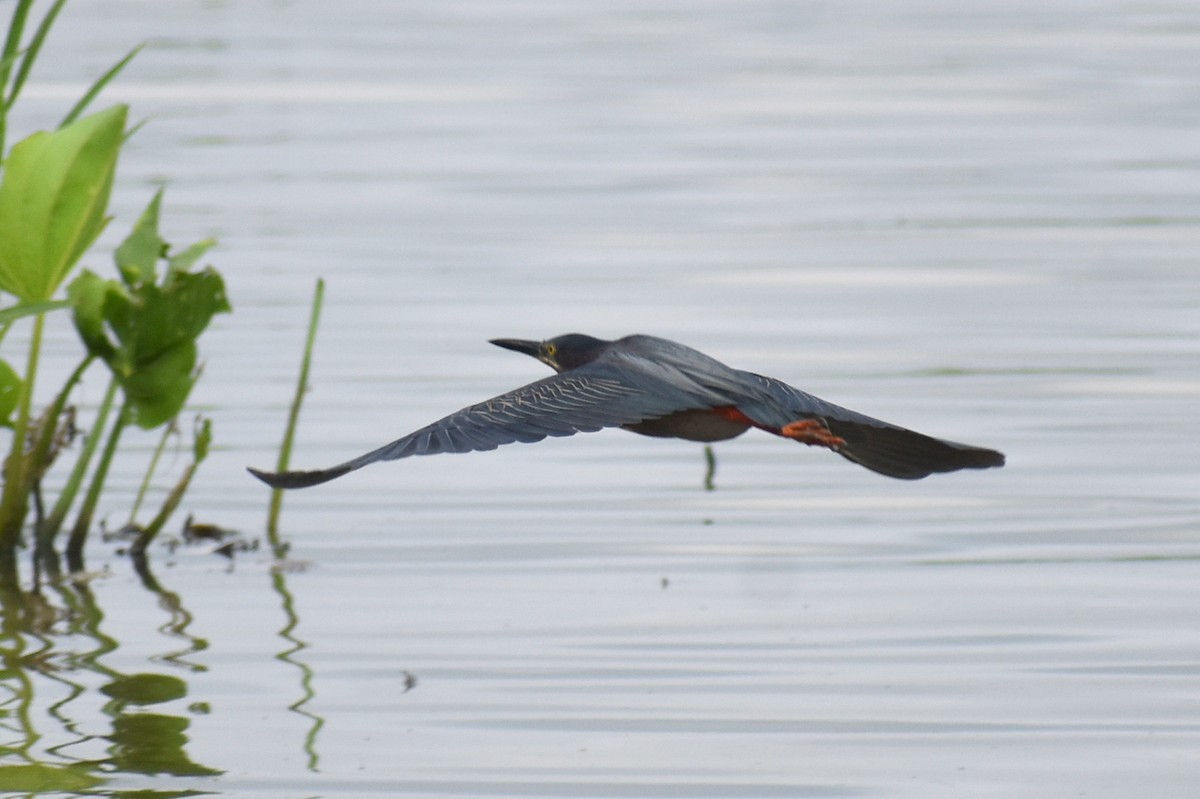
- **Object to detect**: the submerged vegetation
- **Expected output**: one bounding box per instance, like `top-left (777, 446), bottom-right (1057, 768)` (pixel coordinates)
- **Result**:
top-left (0, 0), bottom-right (230, 588)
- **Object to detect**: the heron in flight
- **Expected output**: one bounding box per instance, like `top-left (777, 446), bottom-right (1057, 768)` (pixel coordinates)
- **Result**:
top-left (249, 333), bottom-right (1004, 489)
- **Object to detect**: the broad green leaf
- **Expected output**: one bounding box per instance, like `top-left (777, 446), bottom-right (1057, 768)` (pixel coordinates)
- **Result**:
top-left (0, 105), bottom-right (126, 301)
top-left (63, 196), bottom-right (230, 430)
top-left (109, 269), bottom-right (231, 364)
top-left (166, 267), bottom-right (232, 341)
top-left (0, 359), bottom-right (20, 427)
top-left (78, 268), bottom-right (228, 429)
top-left (121, 340), bottom-right (197, 429)
top-left (114, 189), bottom-right (166, 286)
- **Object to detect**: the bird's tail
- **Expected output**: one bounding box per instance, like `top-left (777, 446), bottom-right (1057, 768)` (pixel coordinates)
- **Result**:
top-left (742, 372), bottom-right (1004, 480)
top-left (825, 420), bottom-right (1005, 480)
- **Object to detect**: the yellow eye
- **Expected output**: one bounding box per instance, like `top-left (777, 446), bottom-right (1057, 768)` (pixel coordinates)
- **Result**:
top-left (543, 343), bottom-right (558, 358)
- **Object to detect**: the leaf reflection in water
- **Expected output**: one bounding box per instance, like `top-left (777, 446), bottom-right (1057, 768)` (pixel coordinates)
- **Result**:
top-left (0, 541), bottom-right (324, 785)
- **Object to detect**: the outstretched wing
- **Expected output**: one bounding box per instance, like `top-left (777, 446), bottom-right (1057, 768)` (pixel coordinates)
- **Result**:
top-left (249, 358), bottom-right (724, 489)
top-left (737, 372), bottom-right (1005, 480)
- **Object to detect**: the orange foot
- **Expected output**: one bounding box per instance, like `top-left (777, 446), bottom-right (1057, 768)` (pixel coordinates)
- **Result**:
top-left (780, 419), bottom-right (846, 450)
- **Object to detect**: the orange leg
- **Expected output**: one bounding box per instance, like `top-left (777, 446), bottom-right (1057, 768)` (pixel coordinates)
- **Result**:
top-left (779, 419), bottom-right (846, 450)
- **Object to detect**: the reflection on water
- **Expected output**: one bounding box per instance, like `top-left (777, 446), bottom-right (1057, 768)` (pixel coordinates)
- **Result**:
top-left (271, 569), bottom-right (322, 773)
top-left (0, 546), bottom-right (320, 793)
top-left (130, 555), bottom-right (208, 674)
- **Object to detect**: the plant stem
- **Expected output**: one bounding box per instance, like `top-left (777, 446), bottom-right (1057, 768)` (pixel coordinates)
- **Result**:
top-left (267, 277), bottom-right (324, 552)
top-left (128, 418), bottom-right (173, 527)
top-left (0, 1), bottom-right (33, 92)
top-left (0, 310), bottom-right (46, 554)
top-left (58, 42), bottom-right (141, 129)
top-left (28, 355), bottom-right (92, 475)
top-left (131, 462), bottom-right (191, 558)
top-left (0, 0), bottom-right (36, 161)
top-left (30, 354), bottom-right (93, 574)
top-left (9, 0), bottom-right (68, 117)
top-left (132, 417), bottom-right (210, 558)
top-left (41, 374), bottom-right (117, 549)
top-left (66, 402), bottom-right (127, 572)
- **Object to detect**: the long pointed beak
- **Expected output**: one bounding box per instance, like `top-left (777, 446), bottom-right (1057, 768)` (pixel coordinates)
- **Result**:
top-left (489, 338), bottom-right (541, 358)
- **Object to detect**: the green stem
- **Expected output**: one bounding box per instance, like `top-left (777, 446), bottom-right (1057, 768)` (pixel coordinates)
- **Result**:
top-left (0, 1), bottom-right (33, 91)
top-left (29, 355), bottom-right (93, 475)
top-left (9, 0), bottom-right (68, 116)
top-left (133, 417), bottom-right (210, 557)
top-left (0, 0), bottom-right (36, 161)
top-left (31, 354), bottom-right (94, 574)
top-left (41, 374), bottom-right (117, 548)
top-left (0, 310), bottom-right (46, 558)
top-left (58, 42), bottom-right (141, 129)
top-left (65, 402), bottom-right (127, 572)
top-left (128, 418), bottom-right (173, 527)
top-left (267, 277), bottom-right (324, 552)
top-left (131, 462), bottom-right (193, 558)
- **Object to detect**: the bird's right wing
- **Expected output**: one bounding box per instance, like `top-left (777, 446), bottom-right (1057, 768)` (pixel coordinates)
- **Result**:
top-left (249, 360), bottom-right (719, 489)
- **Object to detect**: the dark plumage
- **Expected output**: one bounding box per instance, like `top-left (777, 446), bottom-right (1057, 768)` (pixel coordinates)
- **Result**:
top-left (248, 333), bottom-right (1004, 489)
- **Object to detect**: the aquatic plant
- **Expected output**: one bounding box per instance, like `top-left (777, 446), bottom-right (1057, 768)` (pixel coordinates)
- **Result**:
top-left (265, 278), bottom-right (326, 552)
top-left (0, 0), bottom-right (229, 584)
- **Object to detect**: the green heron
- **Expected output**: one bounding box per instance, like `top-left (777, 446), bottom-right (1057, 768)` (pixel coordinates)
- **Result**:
top-left (249, 333), bottom-right (1004, 489)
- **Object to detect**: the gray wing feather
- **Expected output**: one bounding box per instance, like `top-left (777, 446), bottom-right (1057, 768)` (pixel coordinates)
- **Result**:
top-left (248, 358), bottom-right (723, 489)
top-left (735, 372), bottom-right (886, 428)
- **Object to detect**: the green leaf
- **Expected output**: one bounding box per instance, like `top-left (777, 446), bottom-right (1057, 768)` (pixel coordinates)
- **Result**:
top-left (120, 340), bottom-right (198, 429)
top-left (67, 269), bottom-right (120, 361)
top-left (167, 237), bottom-right (217, 276)
top-left (8, 0), bottom-right (70, 111)
top-left (164, 266), bottom-right (232, 340)
top-left (74, 267), bottom-right (230, 430)
top-left (106, 269), bottom-right (230, 367)
top-left (0, 359), bottom-right (20, 427)
top-left (0, 105), bottom-right (127, 301)
top-left (59, 43), bottom-right (143, 129)
top-left (114, 189), bottom-right (166, 286)
top-left (65, 195), bottom-right (230, 431)
top-left (0, 299), bottom-right (70, 325)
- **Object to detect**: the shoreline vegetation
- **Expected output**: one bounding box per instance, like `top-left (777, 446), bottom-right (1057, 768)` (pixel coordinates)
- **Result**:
top-left (0, 0), bottom-right (233, 591)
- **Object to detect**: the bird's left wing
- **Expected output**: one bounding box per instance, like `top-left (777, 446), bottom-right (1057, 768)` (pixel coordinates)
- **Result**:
top-left (248, 358), bottom-right (718, 489)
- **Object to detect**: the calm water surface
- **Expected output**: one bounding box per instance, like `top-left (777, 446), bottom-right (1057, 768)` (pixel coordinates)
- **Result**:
top-left (4, 1), bottom-right (1199, 797)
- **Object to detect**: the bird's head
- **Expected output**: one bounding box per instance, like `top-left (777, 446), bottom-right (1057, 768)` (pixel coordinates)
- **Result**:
top-left (490, 333), bottom-right (610, 373)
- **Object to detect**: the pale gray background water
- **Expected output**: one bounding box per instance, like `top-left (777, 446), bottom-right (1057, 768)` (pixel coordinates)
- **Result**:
top-left (7, 1), bottom-right (1200, 797)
